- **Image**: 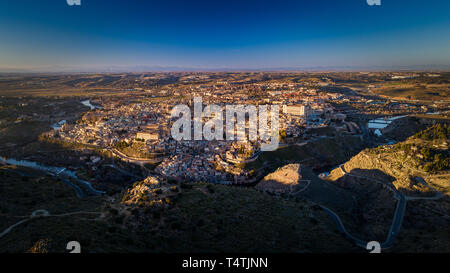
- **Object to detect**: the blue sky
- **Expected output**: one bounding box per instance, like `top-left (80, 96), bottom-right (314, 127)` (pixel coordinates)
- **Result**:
top-left (0, 0), bottom-right (449, 71)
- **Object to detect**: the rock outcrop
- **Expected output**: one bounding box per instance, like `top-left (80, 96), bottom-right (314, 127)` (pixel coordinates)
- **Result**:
top-left (256, 163), bottom-right (308, 194)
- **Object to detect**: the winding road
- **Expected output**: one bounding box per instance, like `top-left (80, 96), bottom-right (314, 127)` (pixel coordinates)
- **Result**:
top-left (319, 164), bottom-right (442, 249)
top-left (0, 210), bottom-right (101, 239)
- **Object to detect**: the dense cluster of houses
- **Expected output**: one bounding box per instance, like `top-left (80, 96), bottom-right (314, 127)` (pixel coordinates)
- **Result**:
top-left (46, 81), bottom-right (392, 184)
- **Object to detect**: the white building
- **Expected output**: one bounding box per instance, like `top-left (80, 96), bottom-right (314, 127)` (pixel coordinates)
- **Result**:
top-left (136, 132), bottom-right (159, 141)
top-left (283, 105), bottom-right (309, 116)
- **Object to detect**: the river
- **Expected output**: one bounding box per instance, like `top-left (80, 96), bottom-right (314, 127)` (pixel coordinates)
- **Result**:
top-left (81, 99), bottom-right (102, 110)
top-left (51, 120), bottom-right (66, 130)
top-left (367, 115), bottom-right (408, 136)
top-left (51, 99), bottom-right (99, 130)
top-left (0, 157), bottom-right (105, 197)
top-left (367, 115), bottom-right (407, 129)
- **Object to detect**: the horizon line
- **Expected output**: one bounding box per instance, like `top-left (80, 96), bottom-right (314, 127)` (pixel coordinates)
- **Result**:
top-left (1, 64), bottom-right (450, 74)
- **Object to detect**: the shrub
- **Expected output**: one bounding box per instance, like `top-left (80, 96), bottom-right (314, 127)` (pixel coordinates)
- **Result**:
top-left (206, 184), bottom-right (215, 193)
top-left (180, 183), bottom-right (193, 189)
top-left (197, 219), bottom-right (205, 227)
top-left (309, 217), bottom-right (318, 225)
top-left (165, 197), bottom-right (173, 205)
top-left (28, 239), bottom-right (51, 253)
top-left (114, 215), bottom-right (124, 224)
top-left (115, 141), bottom-right (130, 150)
top-left (414, 123), bottom-right (449, 140)
top-left (152, 210), bottom-right (161, 219)
top-left (171, 222), bottom-right (181, 230)
top-left (109, 208), bottom-right (119, 215)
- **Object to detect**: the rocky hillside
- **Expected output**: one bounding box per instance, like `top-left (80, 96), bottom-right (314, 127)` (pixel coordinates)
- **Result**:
top-left (0, 167), bottom-right (358, 253)
top-left (245, 134), bottom-right (366, 177)
top-left (255, 164), bottom-right (309, 194)
top-left (106, 179), bottom-right (359, 253)
top-left (326, 124), bottom-right (450, 252)
top-left (328, 123), bottom-right (449, 196)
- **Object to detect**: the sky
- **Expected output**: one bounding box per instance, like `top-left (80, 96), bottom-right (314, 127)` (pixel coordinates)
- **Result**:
top-left (0, 0), bottom-right (450, 72)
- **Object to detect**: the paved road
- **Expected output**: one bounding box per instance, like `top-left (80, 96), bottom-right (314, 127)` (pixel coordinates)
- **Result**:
top-left (109, 148), bottom-right (161, 166)
top-left (322, 164), bottom-right (442, 249)
top-left (0, 210), bottom-right (101, 239)
top-left (0, 218), bottom-right (31, 239)
top-left (319, 205), bottom-right (368, 248)
top-left (289, 180), bottom-right (311, 195)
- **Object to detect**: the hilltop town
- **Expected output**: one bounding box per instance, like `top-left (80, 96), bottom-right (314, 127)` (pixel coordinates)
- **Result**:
top-left (26, 72), bottom-right (448, 185)
top-left (0, 71), bottom-right (448, 253)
